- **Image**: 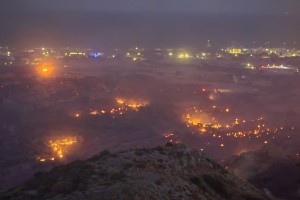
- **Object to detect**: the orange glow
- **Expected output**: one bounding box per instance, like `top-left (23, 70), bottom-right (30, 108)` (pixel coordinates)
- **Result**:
top-left (115, 98), bottom-right (149, 111)
top-left (234, 118), bottom-right (239, 125)
top-left (162, 132), bottom-right (180, 143)
top-left (37, 136), bottom-right (77, 162)
top-left (116, 98), bottom-right (125, 104)
top-left (199, 127), bottom-right (207, 133)
top-left (212, 124), bottom-right (222, 129)
top-left (49, 137), bottom-right (77, 159)
top-left (90, 110), bottom-right (98, 115)
top-left (182, 105), bottom-right (293, 143)
top-left (183, 110), bottom-right (213, 128)
top-left (186, 117), bottom-right (202, 126)
top-left (87, 98), bottom-right (148, 118)
top-left (36, 63), bottom-right (54, 77)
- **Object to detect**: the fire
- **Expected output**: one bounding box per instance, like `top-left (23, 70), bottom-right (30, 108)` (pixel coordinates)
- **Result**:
top-left (116, 98), bottom-right (125, 104)
top-left (199, 127), bottom-right (207, 133)
top-left (182, 105), bottom-right (295, 148)
top-left (90, 110), bottom-right (98, 115)
top-left (186, 117), bottom-right (202, 126)
top-left (36, 63), bottom-right (54, 77)
top-left (183, 109), bottom-right (214, 128)
top-left (163, 132), bottom-right (180, 143)
top-left (115, 98), bottom-right (149, 111)
top-left (49, 137), bottom-right (77, 158)
top-left (37, 136), bottom-right (77, 162)
top-left (81, 98), bottom-right (150, 118)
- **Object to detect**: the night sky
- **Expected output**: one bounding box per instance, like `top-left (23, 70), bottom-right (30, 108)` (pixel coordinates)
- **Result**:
top-left (2, 0), bottom-right (300, 14)
top-left (1, 0), bottom-right (300, 48)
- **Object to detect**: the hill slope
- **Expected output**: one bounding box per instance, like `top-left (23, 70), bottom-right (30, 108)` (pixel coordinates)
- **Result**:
top-left (2, 143), bottom-right (276, 200)
top-left (225, 144), bottom-right (300, 200)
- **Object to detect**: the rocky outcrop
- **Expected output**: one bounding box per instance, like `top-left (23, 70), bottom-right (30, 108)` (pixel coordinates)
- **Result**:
top-left (2, 143), bottom-right (277, 200)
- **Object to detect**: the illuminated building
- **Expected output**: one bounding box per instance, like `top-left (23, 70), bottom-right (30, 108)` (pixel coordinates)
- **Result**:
top-left (89, 51), bottom-right (103, 58)
top-left (65, 51), bottom-right (87, 57)
top-left (228, 48), bottom-right (242, 55)
top-left (178, 53), bottom-right (190, 59)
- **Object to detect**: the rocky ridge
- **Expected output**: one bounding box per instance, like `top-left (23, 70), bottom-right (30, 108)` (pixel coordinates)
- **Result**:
top-left (2, 143), bottom-right (277, 200)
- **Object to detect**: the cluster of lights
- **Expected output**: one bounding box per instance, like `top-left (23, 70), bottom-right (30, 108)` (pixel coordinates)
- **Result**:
top-left (115, 98), bottom-right (149, 110)
top-left (66, 52), bottom-right (86, 57)
top-left (178, 53), bottom-right (190, 59)
top-left (261, 64), bottom-right (291, 70)
top-left (183, 105), bottom-right (230, 127)
top-left (126, 47), bottom-right (143, 61)
top-left (37, 136), bottom-right (77, 162)
top-left (89, 107), bottom-right (126, 117)
top-left (73, 98), bottom-right (149, 118)
top-left (182, 105), bottom-right (295, 148)
top-left (245, 63), bottom-right (255, 70)
top-left (259, 64), bottom-right (299, 73)
top-left (163, 132), bottom-right (180, 144)
top-left (167, 52), bottom-right (209, 59)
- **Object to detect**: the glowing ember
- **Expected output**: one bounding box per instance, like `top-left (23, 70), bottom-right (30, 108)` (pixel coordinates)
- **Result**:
top-left (49, 137), bottom-right (77, 158)
top-left (86, 98), bottom-right (149, 118)
top-left (90, 110), bottom-right (98, 115)
top-left (163, 132), bottom-right (180, 143)
top-left (116, 98), bottom-right (125, 104)
top-left (183, 109), bottom-right (215, 127)
top-left (182, 105), bottom-right (295, 148)
top-left (36, 63), bottom-right (54, 77)
top-left (116, 98), bottom-right (149, 110)
top-left (37, 136), bottom-right (77, 162)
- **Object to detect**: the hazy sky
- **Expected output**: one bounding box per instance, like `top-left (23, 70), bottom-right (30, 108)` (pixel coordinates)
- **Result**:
top-left (2, 0), bottom-right (300, 14)
top-left (1, 0), bottom-right (300, 48)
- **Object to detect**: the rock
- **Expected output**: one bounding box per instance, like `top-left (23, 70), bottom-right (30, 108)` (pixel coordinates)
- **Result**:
top-left (1, 144), bottom-right (278, 200)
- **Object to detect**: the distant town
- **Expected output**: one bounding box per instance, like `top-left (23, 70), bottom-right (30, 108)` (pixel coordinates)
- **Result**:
top-left (1, 43), bottom-right (300, 198)
top-left (0, 45), bottom-right (299, 72)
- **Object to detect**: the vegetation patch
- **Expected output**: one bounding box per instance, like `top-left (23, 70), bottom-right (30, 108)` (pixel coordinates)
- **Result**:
top-left (202, 174), bottom-right (230, 198)
top-left (26, 160), bottom-right (93, 197)
top-left (110, 172), bottom-right (127, 181)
